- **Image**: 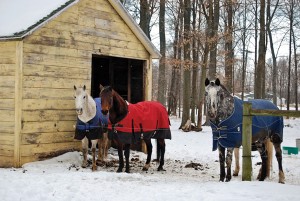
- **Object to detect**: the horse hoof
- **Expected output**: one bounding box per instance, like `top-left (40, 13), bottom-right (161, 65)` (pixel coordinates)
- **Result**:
top-left (225, 178), bottom-right (231, 182)
top-left (96, 160), bottom-right (105, 166)
top-left (92, 166), bottom-right (97, 171)
top-left (157, 166), bottom-right (166, 171)
top-left (233, 173), bottom-right (238, 177)
top-left (117, 169), bottom-right (123, 173)
top-left (81, 162), bottom-right (88, 168)
top-left (142, 164), bottom-right (150, 171)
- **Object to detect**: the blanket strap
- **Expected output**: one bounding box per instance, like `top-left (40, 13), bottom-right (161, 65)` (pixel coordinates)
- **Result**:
top-left (139, 123), bottom-right (144, 140)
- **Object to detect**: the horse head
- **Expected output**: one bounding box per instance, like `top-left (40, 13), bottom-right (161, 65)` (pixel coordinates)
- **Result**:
top-left (205, 78), bottom-right (234, 123)
top-left (74, 85), bottom-right (88, 115)
top-left (99, 85), bottom-right (113, 115)
top-left (205, 78), bottom-right (222, 121)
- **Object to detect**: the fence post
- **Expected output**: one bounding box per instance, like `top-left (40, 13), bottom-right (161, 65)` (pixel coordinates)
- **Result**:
top-left (242, 102), bottom-right (252, 181)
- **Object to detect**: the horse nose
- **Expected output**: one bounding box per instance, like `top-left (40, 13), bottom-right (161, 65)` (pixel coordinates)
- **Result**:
top-left (76, 108), bottom-right (83, 114)
top-left (101, 110), bottom-right (108, 115)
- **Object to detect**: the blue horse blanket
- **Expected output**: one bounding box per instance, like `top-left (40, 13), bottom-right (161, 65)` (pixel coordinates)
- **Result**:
top-left (210, 97), bottom-right (283, 151)
top-left (74, 98), bottom-right (109, 140)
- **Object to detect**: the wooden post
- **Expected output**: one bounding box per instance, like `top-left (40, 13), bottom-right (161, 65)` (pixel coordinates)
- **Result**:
top-left (242, 102), bottom-right (252, 181)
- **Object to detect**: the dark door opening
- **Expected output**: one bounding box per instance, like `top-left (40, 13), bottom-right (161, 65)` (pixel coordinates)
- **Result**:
top-left (91, 55), bottom-right (144, 103)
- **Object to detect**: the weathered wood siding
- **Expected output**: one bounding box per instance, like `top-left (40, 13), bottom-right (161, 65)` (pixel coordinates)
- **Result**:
top-left (0, 41), bottom-right (16, 167)
top-left (16, 0), bottom-right (150, 165)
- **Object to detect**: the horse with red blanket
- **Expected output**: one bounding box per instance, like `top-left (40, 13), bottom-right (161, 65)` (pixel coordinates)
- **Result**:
top-left (99, 85), bottom-right (171, 173)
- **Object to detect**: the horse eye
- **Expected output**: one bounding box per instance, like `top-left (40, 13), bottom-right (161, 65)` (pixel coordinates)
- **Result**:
top-left (74, 96), bottom-right (76, 99)
top-left (83, 96), bottom-right (86, 99)
top-left (205, 92), bottom-right (208, 96)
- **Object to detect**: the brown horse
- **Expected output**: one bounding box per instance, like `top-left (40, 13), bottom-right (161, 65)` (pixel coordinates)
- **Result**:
top-left (99, 85), bottom-right (171, 173)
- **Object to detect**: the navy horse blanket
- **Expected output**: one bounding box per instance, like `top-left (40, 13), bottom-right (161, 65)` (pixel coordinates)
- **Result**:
top-left (74, 98), bottom-right (109, 140)
top-left (210, 97), bottom-right (283, 151)
top-left (108, 101), bottom-right (171, 144)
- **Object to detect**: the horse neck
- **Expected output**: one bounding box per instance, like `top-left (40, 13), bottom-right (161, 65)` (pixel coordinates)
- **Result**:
top-left (78, 95), bottom-right (96, 123)
top-left (216, 85), bottom-right (234, 124)
top-left (109, 91), bottom-right (128, 124)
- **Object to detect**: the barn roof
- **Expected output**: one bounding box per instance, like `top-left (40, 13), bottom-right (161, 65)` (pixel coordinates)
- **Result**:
top-left (0, 0), bottom-right (161, 58)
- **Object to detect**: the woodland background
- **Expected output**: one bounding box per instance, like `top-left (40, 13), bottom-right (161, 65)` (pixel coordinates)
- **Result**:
top-left (120, 0), bottom-right (300, 129)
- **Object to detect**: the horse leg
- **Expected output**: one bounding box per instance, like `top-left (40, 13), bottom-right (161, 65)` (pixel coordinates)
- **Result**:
top-left (117, 140), bottom-right (124, 173)
top-left (103, 132), bottom-right (109, 160)
top-left (272, 139), bottom-right (285, 184)
top-left (91, 139), bottom-right (98, 171)
top-left (218, 145), bottom-right (226, 182)
top-left (142, 139), bottom-right (153, 171)
top-left (233, 147), bottom-right (240, 176)
top-left (81, 137), bottom-right (89, 168)
top-left (124, 143), bottom-right (131, 173)
top-left (256, 140), bottom-right (268, 181)
top-left (225, 148), bottom-right (234, 182)
top-left (157, 139), bottom-right (166, 171)
top-left (97, 136), bottom-right (104, 164)
top-left (156, 139), bottom-right (161, 162)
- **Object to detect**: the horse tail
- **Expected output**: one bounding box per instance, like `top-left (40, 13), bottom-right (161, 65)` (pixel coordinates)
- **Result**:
top-left (266, 138), bottom-right (273, 177)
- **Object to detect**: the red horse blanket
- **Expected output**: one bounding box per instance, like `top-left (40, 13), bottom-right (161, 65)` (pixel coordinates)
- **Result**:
top-left (108, 101), bottom-right (171, 144)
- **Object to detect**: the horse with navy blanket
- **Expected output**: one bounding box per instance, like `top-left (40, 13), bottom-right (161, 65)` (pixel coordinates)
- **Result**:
top-left (205, 78), bottom-right (285, 183)
top-left (73, 85), bottom-right (109, 171)
top-left (99, 85), bottom-right (171, 173)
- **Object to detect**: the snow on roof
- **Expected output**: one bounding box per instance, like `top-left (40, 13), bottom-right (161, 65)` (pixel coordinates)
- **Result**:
top-left (0, 0), bottom-right (77, 38)
top-left (0, 0), bottom-right (160, 58)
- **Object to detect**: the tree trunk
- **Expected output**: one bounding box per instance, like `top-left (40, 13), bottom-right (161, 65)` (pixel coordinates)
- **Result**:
top-left (292, 29), bottom-right (298, 111)
top-left (139, 0), bottom-right (151, 39)
top-left (255, 0), bottom-right (266, 99)
top-left (287, 0), bottom-right (294, 111)
top-left (266, 0), bottom-right (279, 105)
top-left (158, 0), bottom-right (166, 105)
top-left (224, 0), bottom-right (234, 93)
top-left (168, 0), bottom-right (183, 116)
top-left (208, 0), bottom-right (220, 80)
top-left (180, 0), bottom-right (192, 128)
top-left (191, 0), bottom-right (199, 124)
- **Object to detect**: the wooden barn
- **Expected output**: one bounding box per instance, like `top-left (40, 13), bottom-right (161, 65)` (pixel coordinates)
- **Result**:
top-left (0, 0), bottom-right (160, 168)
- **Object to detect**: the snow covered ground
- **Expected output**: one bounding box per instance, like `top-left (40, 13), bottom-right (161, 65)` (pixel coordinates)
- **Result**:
top-left (1, 117), bottom-right (300, 201)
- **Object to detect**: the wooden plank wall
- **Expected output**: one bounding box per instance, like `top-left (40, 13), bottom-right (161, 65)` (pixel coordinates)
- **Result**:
top-left (0, 41), bottom-right (16, 167)
top-left (17, 0), bottom-right (150, 165)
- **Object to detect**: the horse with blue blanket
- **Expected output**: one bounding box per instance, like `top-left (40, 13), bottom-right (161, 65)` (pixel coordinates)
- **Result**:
top-left (73, 85), bottom-right (109, 171)
top-left (205, 78), bottom-right (285, 183)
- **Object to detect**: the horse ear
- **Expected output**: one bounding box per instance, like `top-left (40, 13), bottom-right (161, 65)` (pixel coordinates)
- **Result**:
top-left (215, 78), bottom-right (220, 86)
top-left (83, 85), bottom-right (86, 91)
top-left (205, 78), bottom-right (210, 86)
top-left (74, 85), bottom-right (77, 90)
top-left (99, 84), bottom-right (104, 91)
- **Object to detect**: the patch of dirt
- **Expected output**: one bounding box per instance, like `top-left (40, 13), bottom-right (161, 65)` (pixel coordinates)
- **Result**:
top-left (75, 151), bottom-right (218, 182)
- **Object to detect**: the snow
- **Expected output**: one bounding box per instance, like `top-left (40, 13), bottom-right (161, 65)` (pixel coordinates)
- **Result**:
top-left (1, 117), bottom-right (300, 201)
top-left (0, 0), bottom-right (72, 37)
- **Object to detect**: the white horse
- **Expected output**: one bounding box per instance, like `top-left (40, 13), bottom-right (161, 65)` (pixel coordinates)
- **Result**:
top-left (73, 85), bottom-right (109, 171)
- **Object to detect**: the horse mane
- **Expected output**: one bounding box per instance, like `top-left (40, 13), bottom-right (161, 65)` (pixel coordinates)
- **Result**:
top-left (103, 87), bottom-right (128, 124)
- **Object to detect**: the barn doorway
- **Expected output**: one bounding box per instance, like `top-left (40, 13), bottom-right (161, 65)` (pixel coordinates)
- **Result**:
top-left (91, 55), bottom-right (145, 103)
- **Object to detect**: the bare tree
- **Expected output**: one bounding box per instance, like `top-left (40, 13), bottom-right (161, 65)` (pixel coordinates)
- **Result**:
top-left (266, 0), bottom-right (279, 105)
top-left (255, 0), bottom-right (266, 99)
top-left (208, 0), bottom-right (220, 80)
top-left (224, 0), bottom-right (234, 93)
top-left (157, 0), bottom-right (166, 105)
top-left (180, 0), bottom-right (192, 128)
